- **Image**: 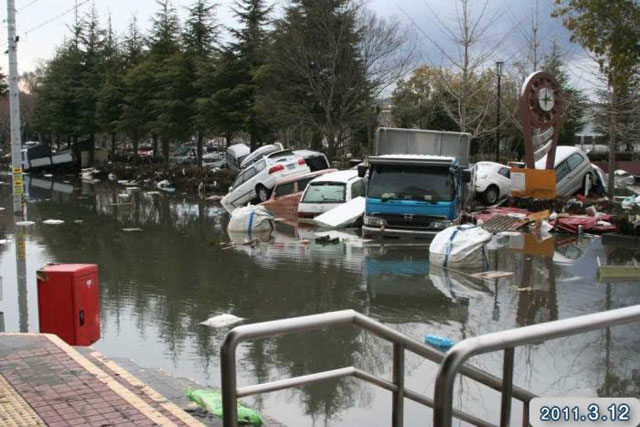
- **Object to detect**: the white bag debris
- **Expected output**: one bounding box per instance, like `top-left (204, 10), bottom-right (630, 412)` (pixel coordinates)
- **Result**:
top-left (429, 224), bottom-right (492, 268)
top-left (122, 228), bottom-right (143, 232)
top-left (313, 197), bottom-right (365, 229)
top-left (16, 221), bottom-right (35, 226)
top-left (43, 219), bottom-right (64, 225)
top-left (227, 205), bottom-right (274, 234)
top-left (156, 179), bottom-right (175, 192)
top-left (200, 313), bottom-right (244, 328)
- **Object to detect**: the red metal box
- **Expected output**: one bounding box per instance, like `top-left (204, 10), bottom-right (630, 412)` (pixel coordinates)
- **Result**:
top-left (37, 264), bottom-right (100, 346)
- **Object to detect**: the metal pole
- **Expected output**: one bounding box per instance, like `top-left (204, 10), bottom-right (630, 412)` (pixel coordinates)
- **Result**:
top-left (6, 0), bottom-right (23, 214)
top-left (221, 332), bottom-right (239, 427)
top-left (496, 66), bottom-right (502, 163)
top-left (392, 344), bottom-right (404, 427)
top-left (500, 348), bottom-right (515, 426)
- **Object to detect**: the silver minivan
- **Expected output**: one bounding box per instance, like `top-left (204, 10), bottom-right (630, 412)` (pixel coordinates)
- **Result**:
top-left (536, 146), bottom-right (594, 197)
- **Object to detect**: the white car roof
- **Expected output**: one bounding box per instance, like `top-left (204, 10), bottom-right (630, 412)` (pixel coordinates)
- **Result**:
top-left (226, 144), bottom-right (250, 156)
top-left (535, 146), bottom-right (584, 169)
top-left (309, 169), bottom-right (358, 184)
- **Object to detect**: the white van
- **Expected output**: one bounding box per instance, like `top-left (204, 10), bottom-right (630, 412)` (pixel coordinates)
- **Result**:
top-left (226, 144), bottom-right (251, 174)
top-left (535, 146), bottom-right (594, 197)
top-left (297, 170), bottom-right (366, 219)
top-left (222, 150), bottom-right (310, 213)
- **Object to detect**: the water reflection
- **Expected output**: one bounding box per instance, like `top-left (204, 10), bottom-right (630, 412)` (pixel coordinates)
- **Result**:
top-left (0, 178), bottom-right (639, 425)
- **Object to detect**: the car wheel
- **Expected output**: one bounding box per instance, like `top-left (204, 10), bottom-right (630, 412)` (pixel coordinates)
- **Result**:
top-left (483, 185), bottom-right (499, 205)
top-left (256, 185), bottom-right (270, 202)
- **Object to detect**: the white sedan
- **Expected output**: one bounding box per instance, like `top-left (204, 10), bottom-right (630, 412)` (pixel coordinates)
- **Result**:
top-left (221, 150), bottom-right (310, 213)
top-left (473, 161), bottom-right (511, 205)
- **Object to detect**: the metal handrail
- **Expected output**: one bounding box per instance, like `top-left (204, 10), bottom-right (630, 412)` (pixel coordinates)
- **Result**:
top-left (220, 309), bottom-right (536, 426)
top-left (433, 304), bottom-right (640, 427)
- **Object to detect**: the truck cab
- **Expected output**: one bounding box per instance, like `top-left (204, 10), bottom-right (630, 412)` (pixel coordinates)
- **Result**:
top-left (361, 128), bottom-right (471, 239)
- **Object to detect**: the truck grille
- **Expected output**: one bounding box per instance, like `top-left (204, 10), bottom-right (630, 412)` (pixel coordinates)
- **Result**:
top-left (375, 214), bottom-right (444, 230)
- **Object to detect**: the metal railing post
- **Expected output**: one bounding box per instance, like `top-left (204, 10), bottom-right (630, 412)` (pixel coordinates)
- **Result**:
top-left (221, 331), bottom-right (239, 427)
top-left (500, 347), bottom-right (515, 426)
top-left (392, 344), bottom-right (404, 427)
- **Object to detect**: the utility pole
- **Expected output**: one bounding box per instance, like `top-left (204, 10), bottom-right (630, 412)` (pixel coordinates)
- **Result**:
top-left (6, 0), bottom-right (23, 214)
top-left (495, 61), bottom-right (504, 163)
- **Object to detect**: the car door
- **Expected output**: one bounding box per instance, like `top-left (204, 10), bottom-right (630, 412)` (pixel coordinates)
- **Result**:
top-left (230, 166), bottom-right (258, 206)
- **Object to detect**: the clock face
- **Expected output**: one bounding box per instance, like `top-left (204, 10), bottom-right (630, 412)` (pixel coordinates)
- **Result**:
top-left (538, 88), bottom-right (555, 112)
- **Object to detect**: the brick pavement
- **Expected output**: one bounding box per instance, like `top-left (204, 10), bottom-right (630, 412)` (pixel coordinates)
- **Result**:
top-left (0, 333), bottom-right (204, 427)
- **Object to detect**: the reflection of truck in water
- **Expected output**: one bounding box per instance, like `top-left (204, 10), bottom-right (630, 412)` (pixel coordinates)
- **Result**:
top-left (361, 128), bottom-right (472, 238)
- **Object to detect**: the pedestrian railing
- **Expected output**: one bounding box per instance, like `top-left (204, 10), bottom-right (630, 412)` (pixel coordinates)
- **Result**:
top-left (220, 309), bottom-right (537, 427)
top-left (434, 304), bottom-right (640, 426)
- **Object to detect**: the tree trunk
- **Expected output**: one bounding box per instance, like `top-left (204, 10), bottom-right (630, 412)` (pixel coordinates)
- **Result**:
top-left (326, 130), bottom-right (336, 162)
top-left (197, 132), bottom-right (203, 168)
top-left (607, 89), bottom-right (616, 200)
top-left (111, 133), bottom-right (116, 159)
top-left (132, 136), bottom-right (139, 161)
top-left (152, 134), bottom-right (158, 159)
top-left (249, 114), bottom-right (258, 151)
top-left (89, 133), bottom-right (95, 165)
top-left (162, 137), bottom-right (169, 164)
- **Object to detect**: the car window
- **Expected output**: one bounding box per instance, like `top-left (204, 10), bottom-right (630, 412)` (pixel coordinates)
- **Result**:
top-left (302, 182), bottom-right (346, 203)
top-left (296, 177), bottom-right (314, 192)
top-left (350, 179), bottom-right (365, 198)
top-left (244, 166), bottom-right (257, 181)
top-left (275, 182), bottom-right (295, 197)
top-left (556, 161), bottom-right (570, 183)
top-left (233, 170), bottom-right (248, 187)
top-left (498, 167), bottom-right (511, 178)
top-left (566, 153), bottom-right (584, 171)
top-left (254, 159), bottom-right (266, 173)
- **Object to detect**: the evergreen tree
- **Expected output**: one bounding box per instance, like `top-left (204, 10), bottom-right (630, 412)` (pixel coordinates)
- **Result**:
top-left (146, 0), bottom-right (187, 163)
top-left (118, 17), bottom-right (150, 159)
top-left (183, 0), bottom-right (219, 166)
top-left (77, 6), bottom-right (105, 158)
top-left (260, 0), bottom-right (369, 160)
top-left (97, 17), bottom-right (124, 157)
top-left (228, 0), bottom-right (272, 150)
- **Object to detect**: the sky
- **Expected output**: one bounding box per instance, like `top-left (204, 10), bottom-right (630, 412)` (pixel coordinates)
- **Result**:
top-left (1, 0), bottom-right (598, 92)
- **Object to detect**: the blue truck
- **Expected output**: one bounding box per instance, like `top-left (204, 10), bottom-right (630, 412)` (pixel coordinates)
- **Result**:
top-left (360, 127), bottom-right (472, 238)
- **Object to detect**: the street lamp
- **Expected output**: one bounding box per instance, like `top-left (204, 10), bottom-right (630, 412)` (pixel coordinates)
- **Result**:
top-left (495, 61), bottom-right (504, 163)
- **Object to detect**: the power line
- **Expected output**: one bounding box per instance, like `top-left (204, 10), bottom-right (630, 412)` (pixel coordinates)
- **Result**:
top-left (23, 0), bottom-right (90, 37)
top-left (1, 0), bottom-right (90, 49)
top-left (17, 0), bottom-right (43, 13)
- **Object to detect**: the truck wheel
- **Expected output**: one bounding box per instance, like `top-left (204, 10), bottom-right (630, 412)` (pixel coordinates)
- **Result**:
top-left (256, 185), bottom-right (270, 202)
top-left (483, 185), bottom-right (499, 205)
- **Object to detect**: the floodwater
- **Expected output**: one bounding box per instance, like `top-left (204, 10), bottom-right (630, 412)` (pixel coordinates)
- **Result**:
top-left (1, 176), bottom-right (640, 426)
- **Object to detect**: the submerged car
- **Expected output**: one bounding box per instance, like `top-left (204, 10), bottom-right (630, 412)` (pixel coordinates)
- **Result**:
top-left (221, 150), bottom-right (310, 213)
top-left (297, 170), bottom-right (366, 219)
top-left (536, 146), bottom-right (594, 197)
top-left (259, 169), bottom-right (337, 221)
top-left (473, 161), bottom-right (511, 205)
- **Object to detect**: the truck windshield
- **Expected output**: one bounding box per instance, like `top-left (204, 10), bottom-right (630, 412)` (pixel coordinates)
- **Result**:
top-left (368, 164), bottom-right (455, 202)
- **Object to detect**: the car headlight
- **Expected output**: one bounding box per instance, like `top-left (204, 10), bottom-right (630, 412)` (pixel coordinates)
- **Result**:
top-left (364, 215), bottom-right (386, 227)
top-left (431, 220), bottom-right (452, 230)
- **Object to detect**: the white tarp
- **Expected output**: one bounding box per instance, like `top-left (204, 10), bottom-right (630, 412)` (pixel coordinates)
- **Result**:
top-left (227, 205), bottom-right (274, 234)
top-left (314, 197), bottom-right (365, 229)
top-left (429, 224), bottom-right (492, 268)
